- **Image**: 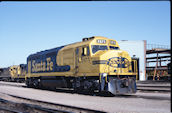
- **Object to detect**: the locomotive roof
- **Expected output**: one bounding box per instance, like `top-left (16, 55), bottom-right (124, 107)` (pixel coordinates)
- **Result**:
top-left (28, 46), bottom-right (65, 59)
top-left (61, 36), bottom-right (111, 50)
top-left (27, 36), bottom-right (117, 59)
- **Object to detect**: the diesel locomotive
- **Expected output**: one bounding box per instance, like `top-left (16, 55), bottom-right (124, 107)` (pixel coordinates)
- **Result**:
top-left (26, 36), bottom-right (138, 95)
top-left (0, 67), bottom-right (11, 81)
top-left (0, 64), bottom-right (26, 82)
top-left (9, 64), bottom-right (26, 82)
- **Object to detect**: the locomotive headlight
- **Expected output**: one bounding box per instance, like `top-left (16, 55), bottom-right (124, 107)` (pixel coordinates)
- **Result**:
top-left (102, 73), bottom-right (107, 77)
top-left (100, 73), bottom-right (108, 83)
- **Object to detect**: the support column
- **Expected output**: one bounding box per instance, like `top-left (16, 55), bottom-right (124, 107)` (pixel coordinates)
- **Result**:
top-left (153, 52), bottom-right (158, 80)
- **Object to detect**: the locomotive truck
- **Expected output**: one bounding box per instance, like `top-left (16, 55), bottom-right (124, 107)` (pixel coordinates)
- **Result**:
top-left (26, 36), bottom-right (138, 95)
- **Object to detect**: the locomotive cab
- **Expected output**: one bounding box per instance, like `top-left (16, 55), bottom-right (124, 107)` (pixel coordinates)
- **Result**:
top-left (69, 36), bottom-right (137, 94)
top-left (96, 50), bottom-right (137, 94)
top-left (82, 37), bottom-right (137, 94)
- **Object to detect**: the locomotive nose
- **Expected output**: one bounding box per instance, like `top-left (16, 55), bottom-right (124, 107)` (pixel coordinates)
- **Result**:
top-left (98, 50), bottom-right (132, 75)
top-left (100, 50), bottom-right (130, 59)
top-left (107, 56), bottom-right (130, 68)
top-left (100, 50), bottom-right (131, 67)
top-left (99, 50), bottom-right (137, 95)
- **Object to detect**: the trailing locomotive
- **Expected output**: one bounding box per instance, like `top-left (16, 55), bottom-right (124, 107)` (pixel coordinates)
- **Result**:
top-left (0, 64), bottom-right (26, 82)
top-left (9, 64), bottom-right (26, 82)
top-left (26, 36), bottom-right (138, 95)
top-left (0, 67), bottom-right (11, 81)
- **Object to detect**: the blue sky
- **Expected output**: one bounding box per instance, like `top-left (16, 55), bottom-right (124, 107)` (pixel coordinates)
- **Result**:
top-left (0, 1), bottom-right (170, 67)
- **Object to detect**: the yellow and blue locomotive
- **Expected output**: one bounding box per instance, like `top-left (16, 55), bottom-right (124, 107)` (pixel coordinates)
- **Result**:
top-left (26, 36), bottom-right (138, 95)
top-left (9, 64), bottom-right (26, 82)
top-left (0, 64), bottom-right (26, 82)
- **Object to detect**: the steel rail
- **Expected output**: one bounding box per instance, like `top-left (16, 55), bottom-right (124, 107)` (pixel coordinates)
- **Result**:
top-left (0, 98), bottom-right (72, 113)
top-left (7, 94), bottom-right (106, 113)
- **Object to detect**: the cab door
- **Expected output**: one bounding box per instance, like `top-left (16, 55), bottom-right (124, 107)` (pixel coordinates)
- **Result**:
top-left (75, 46), bottom-right (91, 75)
top-left (74, 47), bottom-right (79, 75)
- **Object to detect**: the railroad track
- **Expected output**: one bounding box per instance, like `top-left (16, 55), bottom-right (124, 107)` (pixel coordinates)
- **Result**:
top-left (137, 82), bottom-right (171, 92)
top-left (0, 81), bottom-right (26, 87)
top-left (0, 81), bottom-right (170, 113)
top-left (137, 87), bottom-right (170, 92)
top-left (1, 81), bottom-right (171, 93)
top-left (0, 98), bottom-right (72, 113)
top-left (0, 93), bottom-right (105, 113)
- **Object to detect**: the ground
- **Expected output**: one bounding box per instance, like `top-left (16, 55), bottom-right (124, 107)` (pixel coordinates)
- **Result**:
top-left (0, 81), bottom-right (170, 113)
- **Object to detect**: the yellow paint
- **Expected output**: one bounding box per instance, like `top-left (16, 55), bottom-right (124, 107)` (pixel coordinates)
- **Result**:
top-left (27, 36), bottom-right (137, 79)
top-left (31, 57), bottom-right (53, 72)
top-left (9, 65), bottom-right (26, 79)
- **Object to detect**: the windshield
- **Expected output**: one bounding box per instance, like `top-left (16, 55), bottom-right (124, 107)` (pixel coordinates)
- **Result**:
top-left (109, 46), bottom-right (119, 50)
top-left (91, 45), bottom-right (108, 54)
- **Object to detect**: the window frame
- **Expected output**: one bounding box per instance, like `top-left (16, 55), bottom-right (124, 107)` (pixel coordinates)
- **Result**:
top-left (91, 45), bottom-right (108, 54)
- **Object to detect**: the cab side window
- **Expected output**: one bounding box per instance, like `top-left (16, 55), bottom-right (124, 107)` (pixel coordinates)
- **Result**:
top-left (82, 47), bottom-right (86, 56)
top-left (82, 46), bottom-right (90, 56)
